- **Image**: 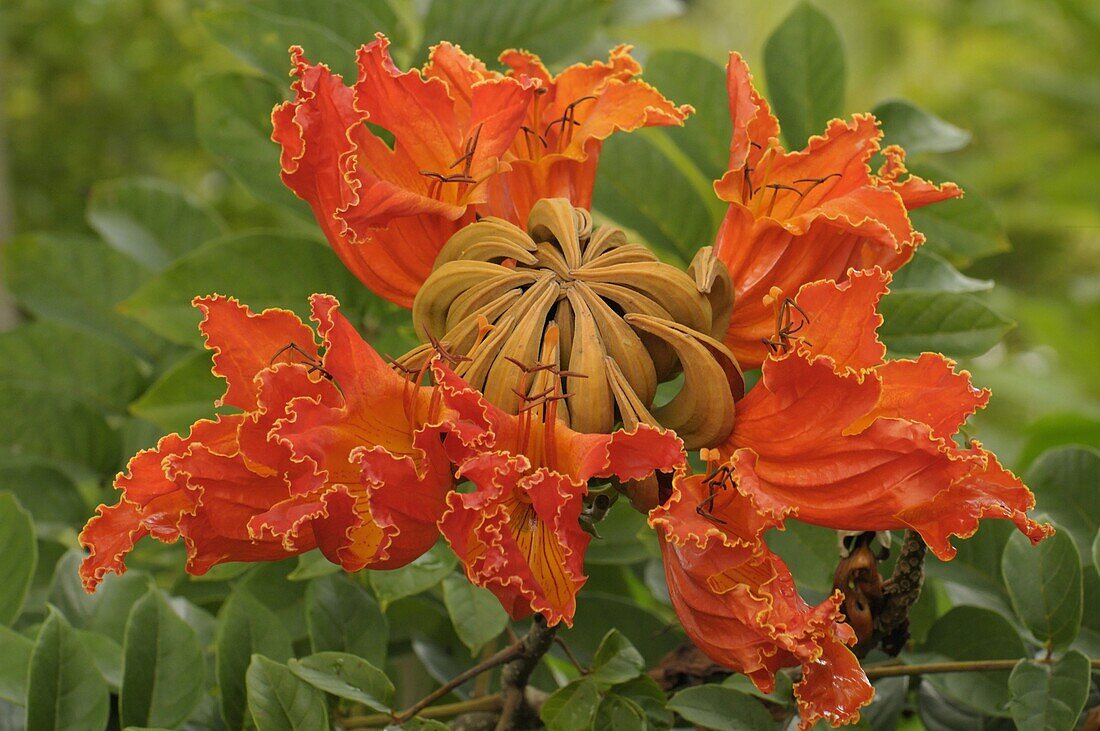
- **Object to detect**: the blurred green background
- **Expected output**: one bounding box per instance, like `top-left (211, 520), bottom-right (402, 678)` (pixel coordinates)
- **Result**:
top-left (3, 0), bottom-right (1097, 468)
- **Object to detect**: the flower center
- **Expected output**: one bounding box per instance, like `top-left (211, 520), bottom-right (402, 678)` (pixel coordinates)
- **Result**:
top-left (401, 198), bottom-right (744, 449)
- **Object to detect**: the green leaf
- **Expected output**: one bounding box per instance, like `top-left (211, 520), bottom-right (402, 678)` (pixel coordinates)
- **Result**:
top-left (878, 290), bottom-right (1014, 358)
top-left (46, 552), bottom-right (154, 641)
top-left (872, 100), bottom-right (971, 155)
top-left (1002, 529), bottom-right (1083, 651)
top-left (540, 678), bottom-right (601, 731)
top-left (441, 574), bottom-right (508, 654)
top-left (74, 630), bottom-right (122, 692)
top-left (194, 73), bottom-right (313, 219)
top-left (589, 629), bottom-right (645, 686)
top-left (584, 504), bottom-right (658, 565)
top-left (908, 164), bottom-right (1010, 267)
top-left (765, 520), bottom-right (838, 594)
top-left (594, 694), bottom-right (648, 729)
top-left (306, 575), bottom-right (388, 666)
top-left (286, 550), bottom-right (342, 582)
top-left (0, 321), bottom-right (147, 413)
top-left (594, 129), bottom-right (723, 264)
top-left (121, 231), bottom-right (373, 346)
top-left (763, 2), bottom-right (846, 147)
top-left (0, 624), bottom-right (33, 704)
top-left (923, 521), bottom-right (1016, 620)
top-left (1093, 530), bottom-right (1100, 577)
top-left (420, 0), bottom-right (610, 65)
top-left (1026, 446), bottom-right (1100, 567)
top-left (119, 590), bottom-right (205, 729)
top-left (87, 177), bottom-right (226, 271)
top-left (723, 670), bottom-right (794, 705)
top-left (0, 385), bottom-right (120, 478)
top-left (25, 608), bottom-right (110, 731)
top-left (645, 50), bottom-right (730, 179)
top-left (2, 233), bottom-right (163, 358)
top-left (1008, 651), bottom-right (1090, 731)
top-left (562, 593), bottom-right (682, 665)
top-left (611, 675), bottom-right (673, 729)
top-left (907, 606), bottom-right (1026, 717)
top-left (0, 494), bottom-right (36, 625)
top-left (216, 590), bottom-right (294, 731)
top-left (369, 542), bottom-right (458, 609)
top-left (666, 685), bottom-right (773, 731)
top-left (889, 249), bottom-right (992, 294)
top-left (287, 652), bottom-right (393, 712)
top-left (199, 0), bottom-right (398, 82)
top-left (129, 349), bottom-right (224, 434)
top-left (246, 655), bottom-right (328, 731)
top-left (0, 459), bottom-right (87, 539)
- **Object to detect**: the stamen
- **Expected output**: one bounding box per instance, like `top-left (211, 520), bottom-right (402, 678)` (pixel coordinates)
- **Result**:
top-left (269, 342), bottom-right (335, 382)
top-left (695, 462), bottom-right (736, 524)
top-left (543, 96), bottom-right (597, 146)
top-left (759, 294), bottom-right (812, 355)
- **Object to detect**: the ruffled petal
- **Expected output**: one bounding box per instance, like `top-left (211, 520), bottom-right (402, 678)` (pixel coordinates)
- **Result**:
top-left (790, 268), bottom-right (888, 372)
top-left (722, 52), bottom-right (780, 179)
top-left (877, 145), bottom-right (963, 210)
top-left (195, 296), bottom-right (319, 411)
top-left (651, 471), bottom-right (872, 728)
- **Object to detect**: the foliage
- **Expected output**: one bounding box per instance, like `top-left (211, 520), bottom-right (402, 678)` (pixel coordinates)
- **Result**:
top-left (0, 1), bottom-right (1096, 729)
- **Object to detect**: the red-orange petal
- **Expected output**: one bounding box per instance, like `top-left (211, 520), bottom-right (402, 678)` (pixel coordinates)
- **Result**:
top-left (195, 295), bottom-right (318, 412)
top-left (722, 52), bottom-right (780, 182)
top-left (877, 145), bottom-right (963, 210)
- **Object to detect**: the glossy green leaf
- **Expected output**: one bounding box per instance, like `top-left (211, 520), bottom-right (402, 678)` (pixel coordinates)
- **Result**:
top-left (194, 73), bottom-right (313, 219)
top-left (121, 232), bottom-right (374, 345)
top-left (873, 99), bottom-right (971, 154)
top-left (666, 685), bottom-right (773, 731)
top-left (763, 2), bottom-right (846, 147)
top-left (1026, 446), bottom-right (1100, 566)
top-left (1002, 529), bottom-right (1082, 650)
top-left (286, 550), bottom-right (342, 581)
top-left (74, 630), bottom-right (122, 691)
top-left (541, 678), bottom-right (601, 731)
top-left (420, 0), bottom-right (609, 65)
top-left (441, 574), bottom-right (508, 654)
top-left (119, 590), bottom-right (205, 729)
top-left (306, 575), bottom-right (388, 666)
top-left (766, 520), bottom-right (839, 594)
top-left (589, 629), bottom-right (645, 686)
top-left (288, 652), bottom-right (393, 712)
top-left (722, 668), bottom-right (794, 705)
top-left (2, 233), bottom-right (163, 358)
top-left (246, 655), bottom-right (328, 731)
top-left (0, 459), bottom-right (86, 539)
top-left (924, 521), bottom-right (1017, 621)
top-left (1008, 651), bottom-right (1090, 731)
top-left (0, 385), bottom-right (120, 478)
top-left (612, 675), bottom-right (673, 729)
top-left (0, 624), bottom-right (33, 704)
top-left (594, 130), bottom-right (723, 264)
top-left (129, 349), bottom-right (224, 434)
top-left (199, 0), bottom-right (398, 82)
top-left (594, 693), bottom-right (648, 729)
top-left (216, 590), bottom-right (294, 731)
top-left (369, 542), bottom-right (458, 609)
top-left (907, 606), bottom-right (1026, 717)
top-left (908, 164), bottom-right (1010, 267)
top-left (878, 290), bottom-right (1014, 358)
top-left (585, 503), bottom-right (658, 565)
top-left (0, 321), bottom-right (147, 413)
top-left (916, 679), bottom-right (1007, 731)
top-left (0, 494), bottom-right (36, 625)
top-left (562, 593), bottom-right (682, 665)
top-left (889, 249), bottom-right (992, 294)
top-left (645, 50), bottom-right (731, 179)
top-left (46, 552), bottom-right (154, 641)
top-left (1093, 530), bottom-right (1100, 577)
top-left (25, 608), bottom-right (109, 731)
top-left (87, 177), bottom-right (226, 271)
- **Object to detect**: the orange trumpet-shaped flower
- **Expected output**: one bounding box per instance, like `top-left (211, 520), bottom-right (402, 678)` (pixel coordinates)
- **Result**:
top-left (273, 35), bottom-right (537, 307)
top-left (433, 330), bottom-right (686, 626)
top-left (273, 38), bottom-right (690, 308)
top-left (79, 294), bottom-right (456, 591)
top-left (652, 470), bottom-right (873, 730)
top-left (712, 53), bottom-right (962, 369)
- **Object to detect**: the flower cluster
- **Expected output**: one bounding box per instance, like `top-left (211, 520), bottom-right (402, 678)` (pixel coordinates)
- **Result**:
top-left (80, 37), bottom-right (1050, 728)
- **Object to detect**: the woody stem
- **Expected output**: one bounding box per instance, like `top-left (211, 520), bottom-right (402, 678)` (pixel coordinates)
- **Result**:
top-left (863, 658), bottom-right (1100, 679)
top-left (495, 614), bottom-right (560, 731)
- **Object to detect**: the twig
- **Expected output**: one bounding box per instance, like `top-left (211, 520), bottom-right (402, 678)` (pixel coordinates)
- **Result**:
top-left (863, 658), bottom-right (1100, 679)
top-left (339, 694), bottom-right (502, 728)
top-left (554, 636), bottom-right (587, 674)
top-left (379, 640), bottom-right (524, 725)
top-left (873, 529), bottom-right (927, 656)
top-left (495, 615), bottom-right (559, 731)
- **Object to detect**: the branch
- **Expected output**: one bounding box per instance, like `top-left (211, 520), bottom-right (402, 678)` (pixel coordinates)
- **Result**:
top-left (495, 615), bottom-right (559, 730)
top-left (339, 694), bottom-right (502, 728)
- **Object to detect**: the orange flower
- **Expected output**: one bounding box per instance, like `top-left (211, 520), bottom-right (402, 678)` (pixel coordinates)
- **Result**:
top-left (273, 37), bottom-right (689, 308)
top-left (273, 35), bottom-right (537, 307)
top-left (712, 53), bottom-right (962, 369)
top-left (433, 329), bottom-right (685, 626)
top-left (79, 295), bottom-right (456, 590)
top-left (652, 268), bottom-right (1052, 726)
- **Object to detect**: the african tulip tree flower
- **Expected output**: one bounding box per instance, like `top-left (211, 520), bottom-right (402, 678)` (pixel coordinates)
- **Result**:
top-left (713, 53), bottom-right (962, 369)
top-left (273, 36), bottom-right (689, 307)
top-left (78, 36), bottom-right (1053, 731)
